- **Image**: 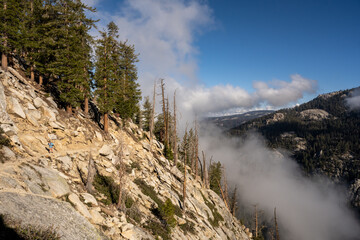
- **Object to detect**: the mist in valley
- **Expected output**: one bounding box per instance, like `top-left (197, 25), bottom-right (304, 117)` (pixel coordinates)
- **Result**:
top-left (200, 124), bottom-right (360, 240)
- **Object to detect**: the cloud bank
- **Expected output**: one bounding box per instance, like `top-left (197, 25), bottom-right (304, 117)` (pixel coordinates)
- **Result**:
top-left (200, 125), bottom-right (360, 240)
top-left (181, 74), bottom-right (317, 115)
top-left (346, 88), bottom-right (360, 110)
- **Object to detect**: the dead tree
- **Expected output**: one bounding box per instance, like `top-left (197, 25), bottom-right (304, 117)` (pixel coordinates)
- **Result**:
top-left (223, 166), bottom-right (229, 207)
top-left (117, 136), bottom-right (126, 209)
top-left (166, 96), bottom-right (170, 147)
top-left (230, 186), bottom-right (238, 216)
top-left (194, 119), bottom-right (199, 178)
top-left (173, 91), bottom-right (178, 165)
top-left (207, 156), bottom-right (213, 189)
top-left (274, 207), bottom-right (280, 240)
top-left (86, 154), bottom-right (96, 194)
top-left (150, 81), bottom-right (156, 151)
top-left (202, 151), bottom-right (207, 188)
top-left (254, 204), bottom-right (259, 238)
top-left (218, 179), bottom-right (229, 210)
top-left (183, 149), bottom-right (187, 214)
top-left (160, 79), bottom-right (168, 146)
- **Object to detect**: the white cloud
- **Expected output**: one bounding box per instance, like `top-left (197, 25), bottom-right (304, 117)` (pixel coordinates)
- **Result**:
top-left (346, 88), bottom-right (360, 110)
top-left (180, 74), bottom-right (317, 115)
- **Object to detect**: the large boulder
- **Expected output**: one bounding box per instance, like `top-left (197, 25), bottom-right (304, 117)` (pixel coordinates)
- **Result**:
top-left (0, 191), bottom-right (108, 240)
top-left (99, 144), bottom-right (113, 156)
top-left (8, 97), bottom-right (26, 119)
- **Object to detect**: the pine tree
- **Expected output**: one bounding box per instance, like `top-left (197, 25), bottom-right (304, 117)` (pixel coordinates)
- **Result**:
top-left (0, 0), bottom-right (24, 71)
top-left (209, 161), bottom-right (222, 195)
top-left (21, 0), bottom-right (43, 81)
top-left (142, 96), bottom-right (152, 131)
top-left (114, 40), bottom-right (141, 120)
top-left (42, 0), bottom-right (95, 112)
top-left (94, 21), bottom-right (119, 132)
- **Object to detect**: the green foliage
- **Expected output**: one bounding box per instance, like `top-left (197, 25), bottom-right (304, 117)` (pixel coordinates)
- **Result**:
top-left (179, 221), bottom-right (196, 235)
top-left (0, 214), bottom-right (60, 240)
top-left (208, 162), bottom-right (222, 195)
top-left (93, 173), bottom-right (119, 205)
top-left (144, 219), bottom-right (171, 240)
top-left (0, 0), bottom-right (24, 55)
top-left (125, 195), bottom-right (134, 209)
top-left (142, 96), bottom-right (152, 131)
top-left (201, 193), bottom-right (224, 228)
top-left (134, 179), bottom-right (162, 207)
top-left (164, 141), bottom-right (174, 160)
top-left (94, 22), bottom-right (141, 119)
top-left (159, 198), bottom-right (177, 228)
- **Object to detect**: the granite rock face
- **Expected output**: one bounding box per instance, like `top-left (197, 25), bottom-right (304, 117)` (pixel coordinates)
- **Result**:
top-left (0, 67), bottom-right (251, 240)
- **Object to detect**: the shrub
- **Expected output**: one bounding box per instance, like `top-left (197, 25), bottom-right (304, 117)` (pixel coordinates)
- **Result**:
top-left (159, 198), bottom-right (176, 228)
top-left (144, 219), bottom-right (171, 240)
top-left (179, 221), bottom-right (196, 235)
top-left (93, 173), bottom-right (119, 205)
top-left (125, 195), bottom-right (134, 208)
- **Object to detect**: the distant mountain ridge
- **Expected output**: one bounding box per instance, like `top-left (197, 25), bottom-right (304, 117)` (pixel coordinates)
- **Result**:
top-left (204, 110), bottom-right (274, 130)
top-left (229, 87), bottom-right (360, 214)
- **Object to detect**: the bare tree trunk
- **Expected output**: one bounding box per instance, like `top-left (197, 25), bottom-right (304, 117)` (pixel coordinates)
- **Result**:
top-left (30, 64), bottom-right (35, 82)
top-left (254, 204), bottom-right (258, 238)
top-left (84, 97), bottom-right (89, 115)
top-left (274, 207), bottom-right (280, 240)
top-left (39, 75), bottom-right (43, 85)
top-left (230, 186), bottom-right (238, 216)
top-left (117, 136), bottom-right (125, 209)
top-left (104, 113), bottom-right (109, 132)
top-left (173, 91), bottom-right (177, 165)
top-left (195, 120), bottom-right (199, 178)
top-left (160, 79), bottom-right (167, 145)
top-left (150, 81), bottom-right (156, 151)
top-left (223, 166), bottom-right (229, 207)
top-left (166, 97), bottom-right (170, 147)
top-left (208, 156), bottom-right (212, 189)
top-left (183, 149), bottom-right (187, 214)
top-left (86, 154), bottom-right (95, 194)
top-left (202, 151), bottom-right (207, 188)
top-left (66, 105), bottom-right (72, 114)
top-left (218, 179), bottom-right (229, 209)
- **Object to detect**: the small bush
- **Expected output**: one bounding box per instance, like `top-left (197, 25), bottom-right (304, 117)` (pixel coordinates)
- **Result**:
top-left (144, 219), bottom-right (171, 240)
top-left (93, 173), bottom-right (119, 205)
top-left (125, 207), bottom-right (142, 224)
top-left (125, 195), bottom-right (134, 208)
top-left (134, 179), bottom-right (162, 207)
top-left (179, 221), bottom-right (196, 235)
top-left (159, 198), bottom-right (176, 228)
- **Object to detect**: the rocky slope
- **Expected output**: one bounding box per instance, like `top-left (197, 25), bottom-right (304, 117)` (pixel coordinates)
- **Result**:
top-left (0, 67), bottom-right (251, 240)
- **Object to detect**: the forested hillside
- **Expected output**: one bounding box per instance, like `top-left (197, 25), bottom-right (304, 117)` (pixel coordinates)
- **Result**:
top-left (0, 0), bottom-right (141, 132)
top-left (230, 89), bottom-right (360, 212)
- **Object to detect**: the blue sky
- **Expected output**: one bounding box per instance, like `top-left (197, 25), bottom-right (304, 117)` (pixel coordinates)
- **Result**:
top-left (198, 0), bottom-right (360, 94)
top-left (84, 0), bottom-right (360, 115)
